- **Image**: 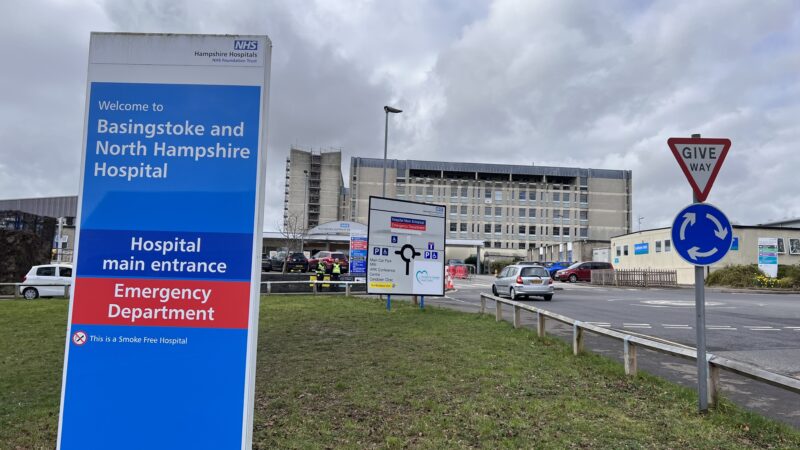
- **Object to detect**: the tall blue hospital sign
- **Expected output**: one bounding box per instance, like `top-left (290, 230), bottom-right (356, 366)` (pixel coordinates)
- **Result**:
top-left (57, 34), bottom-right (271, 450)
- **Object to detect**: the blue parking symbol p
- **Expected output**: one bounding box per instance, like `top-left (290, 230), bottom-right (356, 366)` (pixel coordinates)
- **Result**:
top-left (373, 247), bottom-right (380, 255)
top-left (424, 251), bottom-right (431, 259)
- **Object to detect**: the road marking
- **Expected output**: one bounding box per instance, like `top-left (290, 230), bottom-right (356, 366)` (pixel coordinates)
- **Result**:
top-left (623, 323), bottom-right (651, 329)
top-left (744, 326), bottom-right (779, 331)
top-left (707, 326), bottom-right (737, 331)
top-left (663, 324), bottom-right (691, 329)
top-left (784, 327), bottom-right (800, 330)
top-left (586, 322), bottom-right (611, 327)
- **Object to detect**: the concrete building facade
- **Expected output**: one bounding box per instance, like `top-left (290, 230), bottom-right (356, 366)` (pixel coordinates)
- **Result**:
top-left (283, 147), bottom-right (345, 230)
top-left (611, 226), bottom-right (800, 284)
top-left (347, 158), bottom-right (632, 256)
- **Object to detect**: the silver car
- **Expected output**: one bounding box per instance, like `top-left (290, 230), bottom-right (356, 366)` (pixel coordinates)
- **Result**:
top-left (491, 264), bottom-right (554, 301)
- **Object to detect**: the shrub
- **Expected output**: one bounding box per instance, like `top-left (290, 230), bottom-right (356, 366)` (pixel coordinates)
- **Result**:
top-left (464, 255), bottom-right (477, 267)
top-left (489, 259), bottom-right (513, 275)
top-left (706, 265), bottom-right (762, 288)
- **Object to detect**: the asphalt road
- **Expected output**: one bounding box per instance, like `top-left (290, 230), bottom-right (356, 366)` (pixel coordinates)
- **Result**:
top-left (425, 275), bottom-right (800, 428)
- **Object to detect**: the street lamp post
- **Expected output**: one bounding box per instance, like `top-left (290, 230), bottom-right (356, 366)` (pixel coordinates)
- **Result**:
top-left (382, 105), bottom-right (402, 197)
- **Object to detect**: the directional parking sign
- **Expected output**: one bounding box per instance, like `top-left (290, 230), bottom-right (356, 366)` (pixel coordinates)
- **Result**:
top-left (671, 203), bottom-right (732, 266)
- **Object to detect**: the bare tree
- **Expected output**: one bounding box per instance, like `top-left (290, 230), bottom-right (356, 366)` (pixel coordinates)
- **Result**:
top-left (276, 212), bottom-right (305, 274)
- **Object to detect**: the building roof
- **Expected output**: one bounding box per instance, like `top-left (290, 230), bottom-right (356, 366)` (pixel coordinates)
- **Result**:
top-left (352, 157), bottom-right (630, 180)
top-left (611, 224), bottom-right (800, 240)
top-left (0, 195), bottom-right (78, 218)
top-left (758, 218), bottom-right (800, 228)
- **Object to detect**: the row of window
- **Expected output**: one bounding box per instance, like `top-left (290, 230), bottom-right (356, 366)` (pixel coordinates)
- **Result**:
top-left (449, 222), bottom-right (589, 238)
top-left (396, 185), bottom-right (589, 203)
top-left (616, 240), bottom-right (672, 256)
top-left (447, 205), bottom-right (589, 219)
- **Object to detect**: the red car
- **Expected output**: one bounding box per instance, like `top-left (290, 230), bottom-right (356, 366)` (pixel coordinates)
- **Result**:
top-left (555, 261), bottom-right (613, 282)
top-left (308, 251), bottom-right (349, 273)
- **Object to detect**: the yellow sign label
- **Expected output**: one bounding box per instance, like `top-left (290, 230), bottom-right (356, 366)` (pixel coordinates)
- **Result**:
top-left (370, 282), bottom-right (393, 289)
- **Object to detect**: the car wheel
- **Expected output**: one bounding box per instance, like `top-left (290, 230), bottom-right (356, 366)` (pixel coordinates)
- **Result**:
top-left (23, 287), bottom-right (39, 300)
top-left (491, 285), bottom-right (498, 296)
top-left (509, 288), bottom-right (517, 301)
top-left (569, 274), bottom-right (578, 283)
top-left (543, 294), bottom-right (553, 301)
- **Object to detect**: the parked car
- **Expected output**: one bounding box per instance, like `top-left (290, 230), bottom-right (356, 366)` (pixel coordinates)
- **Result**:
top-left (261, 259), bottom-right (272, 272)
top-left (555, 261), bottom-right (614, 282)
top-left (546, 261), bottom-right (573, 278)
top-left (308, 251), bottom-right (349, 273)
top-left (491, 264), bottom-right (553, 301)
top-left (446, 258), bottom-right (465, 266)
top-left (270, 252), bottom-right (309, 272)
top-left (19, 264), bottom-right (73, 299)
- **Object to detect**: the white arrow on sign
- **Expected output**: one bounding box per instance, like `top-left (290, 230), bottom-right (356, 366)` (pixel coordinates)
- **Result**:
top-left (688, 246), bottom-right (718, 261)
top-left (679, 212), bottom-right (695, 241)
top-left (706, 213), bottom-right (728, 239)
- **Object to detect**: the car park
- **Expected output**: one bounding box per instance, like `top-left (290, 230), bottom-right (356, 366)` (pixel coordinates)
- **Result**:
top-left (19, 264), bottom-right (73, 299)
top-left (308, 251), bottom-right (349, 273)
top-left (491, 264), bottom-right (553, 301)
top-left (555, 261), bottom-right (613, 282)
top-left (270, 252), bottom-right (309, 272)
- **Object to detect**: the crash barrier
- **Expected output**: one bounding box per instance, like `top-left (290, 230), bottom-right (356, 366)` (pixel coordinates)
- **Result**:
top-left (0, 283), bottom-right (71, 299)
top-left (262, 280), bottom-right (367, 295)
top-left (591, 269), bottom-right (678, 287)
top-left (447, 264), bottom-right (476, 279)
top-left (479, 293), bottom-right (800, 407)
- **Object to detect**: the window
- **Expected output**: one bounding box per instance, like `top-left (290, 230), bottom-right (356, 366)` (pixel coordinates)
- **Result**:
top-left (579, 228), bottom-right (588, 238)
top-left (529, 191), bottom-right (536, 202)
top-left (494, 191), bottom-right (503, 201)
top-left (529, 208), bottom-right (536, 217)
top-left (518, 242), bottom-right (526, 249)
top-left (580, 193), bottom-right (588, 204)
top-left (450, 223), bottom-right (457, 232)
top-left (450, 185), bottom-right (458, 198)
top-left (553, 210), bottom-right (561, 219)
top-left (493, 241), bottom-right (501, 248)
top-left (484, 206), bottom-right (491, 217)
top-left (59, 267), bottom-right (72, 277)
top-left (519, 208), bottom-right (526, 217)
top-left (37, 266), bottom-right (56, 277)
top-left (553, 192), bottom-right (561, 202)
top-left (580, 176), bottom-right (588, 186)
top-left (494, 224), bottom-right (502, 234)
top-left (553, 227), bottom-right (560, 236)
top-left (521, 267), bottom-right (548, 277)
top-left (518, 225), bottom-right (526, 234)
top-left (540, 191), bottom-right (547, 201)
top-left (460, 205), bottom-right (467, 215)
top-left (460, 187), bottom-right (468, 198)
top-left (563, 228), bottom-right (570, 237)
top-left (580, 210), bottom-right (588, 221)
top-left (484, 224), bottom-right (492, 233)
top-left (494, 207), bottom-right (502, 217)
top-left (664, 240), bottom-right (671, 252)
top-left (624, 245), bottom-right (629, 256)
top-left (778, 238), bottom-right (786, 254)
top-left (397, 185), bottom-right (405, 195)
top-left (616, 246), bottom-right (621, 256)
top-left (656, 241), bottom-right (662, 252)
top-left (519, 190), bottom-right (526, 200)
top-left (460, 223), bottom-right (467, 232)
top-left (485, 188), bottom-right (491, 199)
top-left (426, 185), bottom-right (433, 197)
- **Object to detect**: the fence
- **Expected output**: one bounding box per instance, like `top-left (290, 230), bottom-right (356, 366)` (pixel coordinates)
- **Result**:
top-left (0, 283), bottom-right (71, 298)
top-left (592, 269), bottom-right (677, 287)
top-left (448, 264), bottom-right (476, 279)
top-left (479, 293), bottom-right (800, 407)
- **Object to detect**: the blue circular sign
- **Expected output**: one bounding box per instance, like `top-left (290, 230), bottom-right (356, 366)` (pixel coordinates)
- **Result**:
top-left (671, 203), bottom-right (732, 266)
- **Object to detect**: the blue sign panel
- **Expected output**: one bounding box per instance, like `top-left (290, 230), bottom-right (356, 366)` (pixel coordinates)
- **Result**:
top-left (671, 203), bottom-right (732, 266)
top-left (731, 236), bottom-right (739, 251)
top-left (634, 243), bottom-right (649, 255)
top-left (58, 33), bottom-right (270, 450)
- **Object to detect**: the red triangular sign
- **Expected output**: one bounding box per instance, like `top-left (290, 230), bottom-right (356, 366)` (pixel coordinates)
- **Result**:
top-left (667, 137), bottom-right (731, 202)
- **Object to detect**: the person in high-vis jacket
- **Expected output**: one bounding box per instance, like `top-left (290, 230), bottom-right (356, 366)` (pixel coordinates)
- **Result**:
top-left (331, 259), bottom-right (342, 291)
top-left (316, 260), bottom-right (326, 290)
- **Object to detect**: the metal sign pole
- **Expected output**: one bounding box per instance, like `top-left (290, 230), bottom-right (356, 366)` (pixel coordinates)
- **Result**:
top-left (691, 133), bottom-right (708, 413)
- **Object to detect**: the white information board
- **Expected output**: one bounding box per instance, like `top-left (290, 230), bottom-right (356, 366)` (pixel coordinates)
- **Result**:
top-left (367, 197), bottom-right (446, 296)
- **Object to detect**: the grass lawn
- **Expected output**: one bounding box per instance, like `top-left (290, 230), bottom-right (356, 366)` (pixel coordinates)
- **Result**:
top-left (2, 295), bottom-right (799, 449)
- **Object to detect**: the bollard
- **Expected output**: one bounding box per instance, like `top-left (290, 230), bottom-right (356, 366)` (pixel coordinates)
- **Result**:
top-left (412, 295), bottom-right (418, 306)
top-left (14, 283), bottom-right (20, 299)
top-left (345, 283), bottom-right (351, 296)
top-left (495, 300), bottom-right (502, 322)
top-left (313, 281), bottom-right (318, 295)
top-left (573, 322), bottom-right (584, 355)
top-left (266, 282), bottom-right (272, 295)
top-left (513, 305), bottom-right (521, 329)
top-left (537, 312), bottom-right (546, 337)
top-left (480, 296), bottom-right (486, 314)
top-left (624, 337), bottom-right (637, 376)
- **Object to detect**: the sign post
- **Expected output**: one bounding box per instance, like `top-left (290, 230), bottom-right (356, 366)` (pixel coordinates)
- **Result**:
top-left (58, 33), bottom-right (271, 450)
top-left (668, 134), bottom-right (731, 413)
top-left (366, 197), bottom-right (446, 307)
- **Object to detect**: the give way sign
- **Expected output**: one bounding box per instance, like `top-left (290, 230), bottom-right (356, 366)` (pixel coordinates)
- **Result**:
top-left (668, 137), bottom-right (731, 202)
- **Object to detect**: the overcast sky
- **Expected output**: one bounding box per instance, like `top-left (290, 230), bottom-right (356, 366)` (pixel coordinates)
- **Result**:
top-left (1, 0), bottom-right (799, 231)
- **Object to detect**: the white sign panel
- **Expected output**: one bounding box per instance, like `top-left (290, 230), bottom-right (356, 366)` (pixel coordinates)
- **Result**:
top-left (367, 197), bottom-right (446, 296)
top-left (758, 237), bottom-right (779, 278)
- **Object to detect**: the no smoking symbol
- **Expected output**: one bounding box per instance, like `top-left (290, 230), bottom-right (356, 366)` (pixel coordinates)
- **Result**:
top-left (72, 331), bottom-right (87, 346)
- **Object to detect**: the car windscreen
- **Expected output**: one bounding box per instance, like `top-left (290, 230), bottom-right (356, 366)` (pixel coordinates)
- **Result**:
top-left (520, 267), bottom-right (549, 278)
top-left (566, 262), bottom-right (583, 269)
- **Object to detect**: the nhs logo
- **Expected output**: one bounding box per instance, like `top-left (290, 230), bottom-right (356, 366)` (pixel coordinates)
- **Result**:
top-left (234, 40), bottom-right (258, 50)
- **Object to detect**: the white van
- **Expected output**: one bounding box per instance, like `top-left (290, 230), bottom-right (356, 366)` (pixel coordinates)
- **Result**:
top-left (19, 264), bottom-right (73, 299)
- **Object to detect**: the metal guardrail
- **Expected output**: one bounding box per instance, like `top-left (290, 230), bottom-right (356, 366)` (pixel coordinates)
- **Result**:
top-left (592, 269), bottom-right (678, 287)
top-left (261, 280), bottom-right (366, 296)
top-left (0, 282), bottom-right (71, 298)
top-left (480, 293), bottom-right (800, 406)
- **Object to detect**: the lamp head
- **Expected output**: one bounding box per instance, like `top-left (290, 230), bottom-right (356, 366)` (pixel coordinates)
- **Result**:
top-left (384, 106), bottom-right (403, 114)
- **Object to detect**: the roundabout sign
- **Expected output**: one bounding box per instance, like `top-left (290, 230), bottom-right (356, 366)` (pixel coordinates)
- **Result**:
top-left (671, 203), bottom-right (732, 266)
